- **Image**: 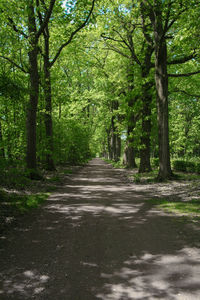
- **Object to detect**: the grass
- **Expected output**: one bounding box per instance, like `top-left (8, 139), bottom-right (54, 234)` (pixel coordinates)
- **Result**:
top-left (148, 198), bottom-right (200, 217)
top-left (133, 170), bottom-right (158, 183)
top-left (0, 189), bottom-right (49, 232)
top-left (103, 158), bottom-right (125, 169)
top-left (63, 169), bottom-right (73, 174)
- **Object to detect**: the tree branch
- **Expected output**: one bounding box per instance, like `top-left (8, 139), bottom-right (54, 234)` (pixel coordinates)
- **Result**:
top-left (101, 33), bottom-right (124, 44)
top-left (140, 2), bottom-right (153, 46)
top-left (50, 0), bottom-right (95, 67)
top-left (167, 53), bottom-right (197, 65)
top-left (103, 46), bottom-right (130, 59)
top-left (168, 70), bottom-right (200, 77)
top-left (36, 0), bottom-right (56, 39)
top-left (7, 17), bottom-right (28, 39)
top-left (0, 56), bottom-right (28, 73)
top-left (163, 0), bottom-right (173, 33)
top-left (171, 89), bottom-right (200, 99)
top-left (36, 0), bottom-right (44, 27)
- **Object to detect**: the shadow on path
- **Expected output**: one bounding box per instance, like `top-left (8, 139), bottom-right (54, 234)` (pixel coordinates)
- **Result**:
top-left (0, 158), bottom-right (200, 299)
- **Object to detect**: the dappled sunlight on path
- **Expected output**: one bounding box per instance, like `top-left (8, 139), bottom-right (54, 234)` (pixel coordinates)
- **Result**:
top-left (0, 158), bottom-right (200, 299)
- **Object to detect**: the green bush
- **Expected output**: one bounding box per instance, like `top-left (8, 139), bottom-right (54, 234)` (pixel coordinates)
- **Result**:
top-left (186, 161), bottom-right (196, 173)
top-left (172, 160), bottom-right (187, 172)
top-left (196, 163), bottom-right (200, 174)
top-left (173, 160), bottom-right (199, 173)
top-left (152, 158), bottom-right (159, 167)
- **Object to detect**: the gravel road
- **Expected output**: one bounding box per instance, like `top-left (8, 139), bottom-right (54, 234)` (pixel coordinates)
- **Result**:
top-left (0, 158), bottom-right (200, 299)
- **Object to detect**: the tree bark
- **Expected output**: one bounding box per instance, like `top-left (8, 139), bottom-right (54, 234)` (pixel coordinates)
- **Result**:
top-left (123, 62), bottom-right (137, 168)
top-left (115, 134), bottom-right (121, 162)
top-left (0, 120), bottom-right (5, 158)
top-left (139, 83), bottom-right (152, 172)
top-left (153, 3), bottom-right (172, 179)
top-left (139, 46), bottom-right (153, 173)
top-left (43, 26), bottom-right (55, 170)
top-left (26, 1), bottom-right (39, 174)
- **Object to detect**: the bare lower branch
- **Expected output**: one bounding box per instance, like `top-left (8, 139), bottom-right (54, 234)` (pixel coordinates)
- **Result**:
top-left (0, 56), bottom-right (28, 73)
top-left (168, 70), bottom-right (200, 77)
top-left (103, 46), bottom-right (130, 59)
top-left (168, 52), bottom-right (197, 65)
top-left (171, 89), bottom-right (200, 99)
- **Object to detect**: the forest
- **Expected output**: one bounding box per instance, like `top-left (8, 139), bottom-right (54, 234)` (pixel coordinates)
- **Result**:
top-left (1, 2), bottom-right (200, 297)
top-left (0, 0), bottom-right (200, 186)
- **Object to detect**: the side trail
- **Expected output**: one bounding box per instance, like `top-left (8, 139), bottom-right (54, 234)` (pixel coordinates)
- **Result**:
top-left (0, 158), bottom-right (200, 299)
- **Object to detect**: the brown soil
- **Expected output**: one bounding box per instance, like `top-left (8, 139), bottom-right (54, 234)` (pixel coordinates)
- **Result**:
top-left (0, 158), bottom-right (200, 299)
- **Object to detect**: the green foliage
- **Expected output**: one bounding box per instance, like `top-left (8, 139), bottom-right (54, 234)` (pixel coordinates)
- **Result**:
top-left (196, 163), bottom-right (200, 174)
top-left (151, 158), bottom-right (159, 168)
top-left (172, 160), bottom-right (199, 173)
top-left (0, 0), bottom-right (200, 179)
top-left (54, 119), bottom-right (91, 165)
top-left (0, 160), bottom-right (30, 189)
top-left (186, 161), bottom-right (196, 173)
top-left (0, 189), bottom-right (49, 232)
top-left (133, 173), bottom-right (141, 183)
top-left (172, 160), bottom-right (187, 172)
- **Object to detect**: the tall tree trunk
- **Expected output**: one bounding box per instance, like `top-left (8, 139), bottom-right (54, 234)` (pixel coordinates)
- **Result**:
top-left (26, 0), bottom-right (40, 178)
top-left (123, 62), bottom-right (137, 168)
top-left (43, 26), bottom-right (55, 170)
top-left (106, 128), bottom-right (112, 160)
top-left (139, 83), bottom-right (152, 172)
top-left (115, 134), bottom-right (121, 162)
top-left (139, 46), bottom-right (153, 173)
top-left (154, 3), bottom-right (172, 180)
top-left (27, 46), bottom-right (39, 171)
top-left (0, 120), bottom-right (5, 158)
top-left (123, 123), bottom-right (137, 168)
top-left (110, 116), bottom-right (115, 160)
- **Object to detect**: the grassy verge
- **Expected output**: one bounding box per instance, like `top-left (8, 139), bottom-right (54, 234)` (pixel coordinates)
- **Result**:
top-left (148, 198), bottom-right (200, 220)
top-left (0, 190), bottom-right (49, 233)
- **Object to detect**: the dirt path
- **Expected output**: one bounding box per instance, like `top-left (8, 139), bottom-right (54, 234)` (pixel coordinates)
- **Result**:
top-left (0, 158), bottom-right (200, 300)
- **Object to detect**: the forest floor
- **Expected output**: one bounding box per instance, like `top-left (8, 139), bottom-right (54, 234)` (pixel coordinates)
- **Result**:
top-left (0, 158), bottom-right (200, 299)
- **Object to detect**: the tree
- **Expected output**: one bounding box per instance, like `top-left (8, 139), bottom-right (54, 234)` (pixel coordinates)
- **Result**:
top-left (38, 0), bottom-right (95, 170)
top-left (1, 0), bottom-right (56, 177)
top-left (141, 0), bottom-right (200, 179)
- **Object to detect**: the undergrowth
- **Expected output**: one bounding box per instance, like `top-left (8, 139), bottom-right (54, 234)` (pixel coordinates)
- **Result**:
top-left (0, 189), bottom-right (49, 233)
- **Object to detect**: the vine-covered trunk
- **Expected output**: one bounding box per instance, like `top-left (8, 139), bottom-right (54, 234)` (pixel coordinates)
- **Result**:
top-left (43, 27), bottom-right (55, 170)
top-left (154, 9), bottom-right (172, 180)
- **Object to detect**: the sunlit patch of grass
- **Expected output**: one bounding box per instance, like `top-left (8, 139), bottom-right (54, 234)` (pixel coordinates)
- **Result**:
top-left (46, 176), bottom-right (61, 182)
top-left (148, 198), bottom-right (200, 217)
top-left (63, 169), bottom-right (73, 174)
top-left (175, 172), bottom-right (200, 181)
top-left (0, 190), bottom-right (49, 231)
top-left (133, 169), bottom-right (159, 183)
top-left (103, 158), bottom-right (125, 169)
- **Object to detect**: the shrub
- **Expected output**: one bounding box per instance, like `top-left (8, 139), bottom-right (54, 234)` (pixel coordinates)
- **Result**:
top-left (152, 158), bottom-right (159, 167)
top-left (172, 160), bottom-right (187, 172)
top-left (186, 161), bottom-right (196, 173)
top-left (196, 163), bottom-right (200, 174)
